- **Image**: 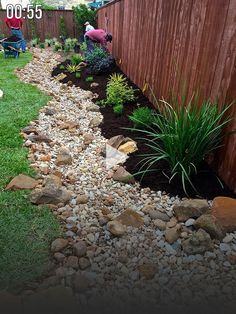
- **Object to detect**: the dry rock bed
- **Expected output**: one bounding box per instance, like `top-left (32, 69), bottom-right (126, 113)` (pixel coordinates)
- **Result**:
top-left (10, 48), bottom-right (236, 311)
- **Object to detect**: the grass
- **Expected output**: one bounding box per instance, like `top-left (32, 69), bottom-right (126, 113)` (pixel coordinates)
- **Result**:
top-left (0, 52), bottom-right (61, 291)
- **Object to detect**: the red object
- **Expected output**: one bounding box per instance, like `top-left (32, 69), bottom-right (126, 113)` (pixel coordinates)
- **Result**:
top-left (85, 29), bottom-right (107, 46)
top-left (5, 16), bottom-right (23, 29)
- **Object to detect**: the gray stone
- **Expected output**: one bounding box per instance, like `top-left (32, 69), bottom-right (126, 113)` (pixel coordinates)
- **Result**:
top-left (173, 199), bottom-right (209, 222)
top-left (149, 210), bottom-right (170, 222)
top-left (194, 214), bottom-right (224, 239)
top-left (73, 241), bottom-right (87, 257)
top-left (182, 229), bottom-right (214, 255)
top-left (30, 186), bottom-right (72, 205)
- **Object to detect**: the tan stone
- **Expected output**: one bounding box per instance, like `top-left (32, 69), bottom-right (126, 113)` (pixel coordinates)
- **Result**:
top-left (107, 221), bottom-right (126, 236)
top-left (113, 166), bottom-right (135, 184)
top-left (56, 148), bottom-right (72, 166)
top-left (194, 214), bottom-right (224, 239)
top-left (6, 174), bottom-right (38, 191)
top-left (165, 225), bottom-right (181, 244)
top-left (107, 135), bottom-right (125, 149)
top-left (211, 197), bottom-right (236, 232)
top-left (51, 238), bottom-right (68, 252)
top-left (59, 121), bottom-right (79, 130)
top-left (115, 209), bottom-right (144, 228)
top-left (173, 199), bottom-right (209, 222)
top-left (118, 141), bottom-right (138, 154)
top-left (83, 133), bottom-right (94, 145)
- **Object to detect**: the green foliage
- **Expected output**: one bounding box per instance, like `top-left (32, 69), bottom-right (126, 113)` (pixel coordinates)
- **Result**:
top-left (66, 64), bottom-right (81, 73)
top-left (113, 104), bottom-right (124, 115)
top-left (70, 53), bottom-right (84, 65)
top-left (45, 38), bottom-right (53, 47)
top-left (30, 0), bottom-right (56, 10)
top-left (64, 38), bottom-right (78, 52)
top-left (129, 107), bottom-right (155, 128)
top-left (85, 76), bottom-right (94, 82)
top-left (39, 42), bottom-right (45, 49)
top-left (59, 16), bottom-right (67, 38)
top-left (80, 42), bottom-right (87, 52)
top-left (135, 93), bottom-right (234, 195)
top-left (88, 55), bottom-right (116, 75)
top-left (75, 72), bottom-right (81, 79)
top-left (30, 37), bottom-right (39, 47)
top-left (59, 64), bottom-right (65, 70)
top-left (73, 4), bottom-right (97, 35)
top-left (86, 47), bottom-right (108, 65)
top-left (105, 73), bottom-right (136, 106)
top-left (54, 42), bottom-right (62, 51)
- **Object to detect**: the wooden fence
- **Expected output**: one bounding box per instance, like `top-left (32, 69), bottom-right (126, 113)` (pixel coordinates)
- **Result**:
top-left (0, 10), bottom-right (77, 41)
top-left (98, 0), bottom-right (236, 193)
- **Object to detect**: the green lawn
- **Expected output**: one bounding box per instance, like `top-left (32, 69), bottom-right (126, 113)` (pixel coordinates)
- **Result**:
top-left (0, 52), bottom-right (61, 291)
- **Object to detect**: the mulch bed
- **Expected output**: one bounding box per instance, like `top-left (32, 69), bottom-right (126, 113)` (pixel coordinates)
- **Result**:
top-left (52, 60), bottom-right (236, 200)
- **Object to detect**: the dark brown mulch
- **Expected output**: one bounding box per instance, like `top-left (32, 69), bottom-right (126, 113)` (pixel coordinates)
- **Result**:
top-left (51, 61), bottom-right (236, 200)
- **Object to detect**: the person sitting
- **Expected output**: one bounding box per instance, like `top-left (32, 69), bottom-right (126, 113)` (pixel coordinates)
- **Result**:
top-left (85, 29), bottom-right (112, 53)
top-left (5, 11), bottom-right (26, 52)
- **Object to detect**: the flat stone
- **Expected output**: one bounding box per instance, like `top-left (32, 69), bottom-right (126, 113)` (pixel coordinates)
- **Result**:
top-left (194, 214), bottom-right (224, 239)
top-left (51, 238), bottom-right (68, 253)
top-left (6, 174), bottom-right (38, 190)
top-left (107, 135), bottom-right (125, 149)
top-left (28, 134), bottom-right (52, 143)
top-left (165, 225), bottom-right (181, 244)
top-left (211, 197), bottom-right (236, 232)
top-left (173, 199), bottom-right (209, 222)
top-left (149, 210), bottom-right (170, 222)
top-left (107, 221), bottom-right (126, 236)
top-left (113, 166), bottom-right (135, 184)
top-left (83, 134), bottom-right (94, 145)
top-left (76, 194), bottom-right (88, 204)
top-left (153, 219), bottom-right (166, 230)
top-left (115, 209), bottom-right (144, 228)
top-left (59, 121), bottom-right (79, 130)
top-left (56, 148), bottom-right (72, 166)
top-left (30, 186), bottom-right (72, 205)
top-left (182, 229), bottom-right (214, 255)
top-left (185, 218), bottom-right (195, 227)
top-left (219, 243), bottom-right (231, 252)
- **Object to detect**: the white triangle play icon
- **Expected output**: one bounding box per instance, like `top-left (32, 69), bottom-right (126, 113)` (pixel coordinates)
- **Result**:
top-left (105, 144), bottom-right (128, 170)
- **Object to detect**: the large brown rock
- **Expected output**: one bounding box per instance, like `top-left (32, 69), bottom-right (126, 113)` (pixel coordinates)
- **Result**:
top-left (56, 148), bottom-right (72, 166)
top-left (107, 135), bottom-right (125, 149)
top-left (165, 225), bottom-right (181, 244)
top-left (30, 185), bottom-right (72, 205)
top-left (182, 229), bottom-right (214, 255)
top-left (173, 199), bottom-right (209, 222)
top-left (194, 214), bottom-right (224, 239)
top-left (116, 209), bottom-right (144, 228)
top-left (6, 174), bottom-right (38, 191)
top-left (113, 166), bottom-right (135, 184)
top-left (211, 197), bottom-right (236, 232)
top-left (51, 238), bottom-right (68, 252)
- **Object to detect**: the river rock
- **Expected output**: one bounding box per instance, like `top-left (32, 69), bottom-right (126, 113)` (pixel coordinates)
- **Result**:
top-left (90, 117), bottom-right (102, 128)
top-left (107, 135), bottom-right (125, 149)
top-left (56, 148), bottom-right (72, 166)
top-left (115, 209), bottom-right (144, 228)
top-left (112, 166), bottom-right (135, 184)
top-left (149, 210), bottom-right (170, 222)
top-left (138, 263), bottom-right (157, 280)
top-left (107, 221), bottom-right (126, 236)
top-left (211, 197), bottom-right (236, 232)
top-left (76, 194), bottom-right (88, 204)
top-left (6, 174), bottom-right (38, 190)
top-left (182, 229), bottom-right (214, 254)
top-left (51, 238), bottom-right (68, 252)
top-left (165, 225), bottom-right (181, 244)
top-left (173, 199), bottom-right (209, 222)
top-left (153, 219), bottom-right (166, 230)
top-left (194, 214), bottom-right (224, 239)
top-left (73, 241), bottom-right (87, 257)
top-left (30, 185), bottom-right (72, 205)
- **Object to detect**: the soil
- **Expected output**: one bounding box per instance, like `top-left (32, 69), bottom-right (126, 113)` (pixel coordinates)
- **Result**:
top-left (52, 60), bottom-right (236, 200)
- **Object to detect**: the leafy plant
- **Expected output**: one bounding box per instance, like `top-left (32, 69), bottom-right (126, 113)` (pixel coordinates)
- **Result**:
top-left (113, 104), bottom-right (124, 115)
top-left (75, 72), bottom-right (81, 79)
top-left (86, 76), bottom-right (94, 82)
top-left (88, 55), bottom-right (116, 75)
top-left (59, 65), bottom-right (65, 70)
top-left (39, 42), bottom-right (45, 49)
top-left (45, 38), bottom-right (53, 47)
top-left (80, 42), bottom-right (87, 52)
top-left (64, 38), bottom-right (78, 52)
top-left (86, 47), bottom-right (108, 65)
top-left (70, 53), bottom-right (84, 65)
top-left (73, 4), bottom-right (97, 36)
top-left (105, 73), bottom-right (136, 106)
top-left (129, 107), bottom-right (155, 128)
top-left (135, 93), bottom-right (234, 194)
top-left (54, 42), bottom-right (62, 51)
top-left (59, 16), bottom-right (67, 38)
top-left (66, 64), bottom-right (81, 73)
top-left (31, 37), bottom-right (39, 47)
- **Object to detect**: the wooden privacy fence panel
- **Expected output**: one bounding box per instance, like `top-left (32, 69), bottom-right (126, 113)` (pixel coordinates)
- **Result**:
top-left (0, 10), bottom-right (77, 41)
top-left (98, 0), bottom-right (236, 193)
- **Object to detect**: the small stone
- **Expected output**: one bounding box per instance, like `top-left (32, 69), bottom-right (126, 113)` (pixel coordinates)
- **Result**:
top-left (139, 263), bottom-right (157, 280)
top-left (115, 209), bottom-right (144, 228)
top-left (90, 117), bottom-right (102, 128)
top-left (182, 229), bottom-right (213, 255)
top-left (73, 241), bottom-right (87, 257)
top-left (56, 148), bottom-right (72, 166)
top-left (219, 243), bottom-right (231, 252)
top-left (185, 218), bottom-right (195, 227)
top-left (211, 197), bottom-right (236, 232)
top-left (194, 214), bottom-right (224, 239)
top-left (73, 274), bottom-right (90, 292)
top-left (118, 141), bottom-right (138, 154)
top-left (76, 194), bottom-right (88, 204)
top-left (107, 135), bottom-right (125, 149)
top-left (83, 134), bottom-right (94, 145)
top-left (129, 271), bottom-right (139, 281)
top-left (30, 186), bottom-right (72, 205)
top-left (165, 225), bottom-right (181, 244)
top-left (79, 257), bottom-right (91, 270)
top-left (87, 233), bottom-right (95, 243)
top-left (107, 221), bottom-right (126, 236)
top-left (54, 252), bottom-right (65, 263)
top-left (223, 234), bottom-right (234, 243)
top-left (112, 166), bottom-right (135, 184)
top-left (173, 199), bottom-right (209, 222)
top-left (6, 174), bottom-right (38, 190)
top-left (51, 238), bottom-right (68, 253)
top-left (149, 210), bottom-right (170, 222)
top-left (166, 218), bottom-right (177, 228)
top-left (65, 256), bottom-right (79, 269)
top-left (90, 82), bottom-right (99, 88)
top-left (153, 219), bottom-right (166, 231)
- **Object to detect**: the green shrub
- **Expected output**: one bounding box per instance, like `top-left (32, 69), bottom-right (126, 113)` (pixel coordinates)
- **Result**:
top-left (135, 94), bottom-right (234, 194)
top-left (54, 42), bottom-right (62, 51)
top-left (113, 104), bottom-right (124, 115)
top-left (45, 38), bottom-right (53, 47)
top-left (105, 73), bottom-right (135, 106)
top-left (86, 47), bottom-right (107, 65)
top-left (70, 53), bottom-right (84, 65)
top-left (31, 37), bottom-right (39, 47)
top-left (66, 64), bottom-right (81, 73)
top-left (39, 42), bottom-right (45, 49)
top-left (59, 64), bottom-right (65, 70)
top-left (129, 107), bottom-right (155, 128)
top-left (80, 42), bottom-right (87, 52)
top-left (86, 76), bottom-right (94, 82)
top-left (75, 72), bottom-right (81, 79)
top-left (88, 56), bottom-right (115, 75)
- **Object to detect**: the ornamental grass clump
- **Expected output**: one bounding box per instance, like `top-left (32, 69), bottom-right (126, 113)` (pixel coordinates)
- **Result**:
top-left (70, 53), bottom-right (84, 65)
top-left (135, 93), bottom-right (234, 194)
top-left (129, 106), bottom-right (155, 128)
top-left (105, 73), bottom-right (135, 107)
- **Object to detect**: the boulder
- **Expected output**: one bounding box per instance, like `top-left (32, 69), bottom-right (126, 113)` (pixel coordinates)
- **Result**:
top-left (194, 214), bottom-right (224, 239)
top-left (56, 148), bottom-right (72, 166)
top-left (211, 197), bottom-right (236, 232)
top-left (182, 229), bottom-right (214, 254)
top-left (30, 186), bottom-right (72, 205)
top-left (115, 209), bottom-right (144, 228)
top-left (113, 166), bottom-right (135, 184)
top-left (173, 199), bottom-right (209, 222)
top-left (107, 221), bottom-right (126, 236)
top-left (6, 174), bottom-right (38, 190)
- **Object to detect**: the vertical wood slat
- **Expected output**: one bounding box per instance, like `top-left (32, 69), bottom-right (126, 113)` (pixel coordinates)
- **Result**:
top-left (0, 10), bottom-right (77, 41)
top-left (98, 0), bottom-right (236, 193)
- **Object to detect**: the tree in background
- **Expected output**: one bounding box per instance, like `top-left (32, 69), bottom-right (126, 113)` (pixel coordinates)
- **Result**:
top-left (73, 4), bottom-right (97, 37)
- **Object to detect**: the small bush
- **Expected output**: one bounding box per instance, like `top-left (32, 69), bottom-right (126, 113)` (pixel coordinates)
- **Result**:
top-left (54, 42), bottom-right (62, 51)
top-left (59, 64), bottom-right (65, 70)
top-left (88, 55), bottom-right (116, 75)
top-left (135, 94), bottom-right (234, 195)
top-left (86, 47), bottom-right (107, 65)
top-left (85, 76), bottom-right (94, 82)
top-left (113, 104), bottom-right (124, 115)
top-left (105, 73), bottom-right (135, 106)
top-left (39, 42), bottom-right (45, 49)
top-left (70, 53), bottom-right (84, 65)
top-left (75, 72), bottom-right (81, 79)
top-left (66, 64), bottom-right (81, 73)
top-left (129, 107), bottom-right (155, 128)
